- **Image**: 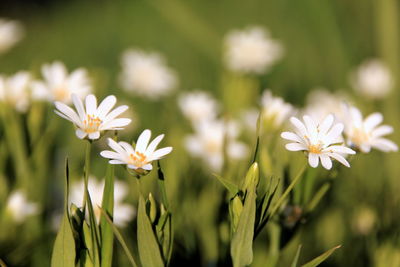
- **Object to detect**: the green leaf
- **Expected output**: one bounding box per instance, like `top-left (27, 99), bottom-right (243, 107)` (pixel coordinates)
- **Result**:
top-left (230, 164), bottom-right (258, 267)
top-left (51, 159), bottom-right (76, 267)
top-left (99, 208), bottom-right (138, 267)
top-left (137, 195), bottom-right (164, 267)
top-left (213, 173), bottom-right (239, 197)
top-left (301, 245), bottom-right (341, 267)
top-left (100, 163), bottom-right (115, 267)
top-left (291, 245), bottom-right (302, 267)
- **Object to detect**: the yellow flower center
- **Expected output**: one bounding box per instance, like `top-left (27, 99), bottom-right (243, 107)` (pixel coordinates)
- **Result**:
top-left (352, 128), bottom-right (370, 146)
top-left (54, 87), bottom-right (69, 102)
top-left (83, 115), bottom-right (102, 133)
top-left (129, 151), bottom-right (148, 168)
top-left (308, 143), bottom-right (323, 154)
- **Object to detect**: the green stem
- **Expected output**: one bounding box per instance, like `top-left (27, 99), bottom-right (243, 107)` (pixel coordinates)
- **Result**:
top-left (269, 163), bottom-right (307, 218)
top-left (82, 141), bottom-right (91, 213)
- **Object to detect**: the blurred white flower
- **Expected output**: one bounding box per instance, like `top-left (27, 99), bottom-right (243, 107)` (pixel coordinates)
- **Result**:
top-left (178, 90), bottom-right (219, 123)
top-left (0, 71), bottom-right (31, 112)
top-left (304, 88), bottom-right (348, 122)
top-left (32, 61), bottom-right (92, 103)
top-left (69, 177), bottom-right (135, 227)
top-left (260, 90), bottom-right (294, 128)
top-left (101, 129), bottom-right (173, 172)
top-left (240, 108), bottom-right (259, 133)
top-left (120, 49), bottom-right (178, 100)
top-left (224, 26), bottom-right (283, 74)
top-left (55, 94), bottom-right (131, 140)
top-left (0, 18), bottom-right (24, 54)
top-left (281, 114), bottom-right (355, 170)
top-left (351, 59), bottom-right (393, 99)
top-left (342, 105), bottom-right (398, 153)
top-left (185, 119), bottom-right (248, 171)
top-left (6, 190), bottom-right (39, 223)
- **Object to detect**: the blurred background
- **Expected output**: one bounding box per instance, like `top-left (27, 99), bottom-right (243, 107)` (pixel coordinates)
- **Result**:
top-left (1, 0), bottom-right (400, 266)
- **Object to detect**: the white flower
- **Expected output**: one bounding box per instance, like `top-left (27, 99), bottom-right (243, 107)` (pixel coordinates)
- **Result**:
top-left (178, 90), bottom-right (219, 123)
top-left (120, 49), bottom-right (178, 100)
top-left (54, 94), bottom-right (131, 140)
top-left (100, 129), bottom-right (173, 171)
top-left (0, 71), bottom-right (31, 112)
top-left (260, 90), bottom-right (294, 128)
top-left (0, 18), bottom-right (24, 54)
top-left (185, 120), bottom-right (248, 171)
top-left (69, 177), bottom-right (135, 227)
top-left (240, 108), bottom-right (259, 133)
top-left (6, 190), bottom-right (39, 223)
top-left (351, 59), bottom-right (393, 99)
top-left (342, 105), bottom-right (398, 153)
top-left (281, 114), bottom-right (356, 169)
top-left (224, 26), bottom-right (283, 74)
top-left (32, 61), bottom-right (92, 103)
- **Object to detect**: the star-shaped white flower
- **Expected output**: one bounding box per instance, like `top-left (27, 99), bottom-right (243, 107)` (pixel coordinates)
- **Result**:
top-left (343, 105), bottom-right (398, 153)
top-left (281, 114), bottom-right (356, 169)
top-left (260, 90), bottom-right (294, 128)
top-left (0, 18), bottom-right (24, 54)
top-left (178, 90), bottom-right (219, 123)
top-left (0, 71), bottom-right (31, 112)
top-left (32, 61), bottom-right (92, 103)
top-left (100, 129), bottom-right (173, 171)
top-left (54, 94), bottom-right (131, 140)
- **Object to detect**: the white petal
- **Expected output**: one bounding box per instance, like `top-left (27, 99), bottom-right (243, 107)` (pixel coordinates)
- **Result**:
top-left (118, 141), bottom-right (135, 155)
top-left (103, 105), bottom-right (128, 122)
top-left (101, 118), bottom-right (131, 130)
top-left (127, 164), bottom-right (139, 170)
top-left (107, 138), bottom-right (127, 155)
top-left (371, 138), bottom-right (398, 152)
top-left (308, 153), bottom-right (319, 168)
top-left (100, 150), bottom-right (124, 160)
top-left (319, 154), bottom-right (332, 170)
top-left (136, 129), bottom-right (151, 153)
top-left (88, 132), bottom-right (100, 140)
top-left (146, 134), bottom-right (164, 155)
top-left (55, 102), bottom-right (82, 126)
top-left (325, 145), bottom-right (356, 155)
top-left (364, 112), bottom-right (383, 131)
top-left (324, 123), bottom-right (344, 144)
top-left (318, 114), bottom-right (334, 135)
top-left (109, 159), bottom-right (126, 164)
top-left (72, 94), bottom-right (86, 121)
top-left (96, 95), bottom-right (116, 119)
top-left (290, 117), bottom-right (308, 137)
top-left (141, 164), bottom-right (153, 170)
top-left (75, 129), bottom-right (87, 139)
top-left (150, 147), bottom-right (173, 160)
top-left (303, 115), bottom-right (317, 136)
top-left (85, 94), bottom-right (97, 115)
top-left (285, 143), bottom-right (307, 151)
top-left (328, 153), bottom-right (350, 167)
top-left (372, 125), bottom-right (393, 137)
top-left (54, 110), bottom-right (73, 122)
top-left (281, 131), bottom-right (304, 143)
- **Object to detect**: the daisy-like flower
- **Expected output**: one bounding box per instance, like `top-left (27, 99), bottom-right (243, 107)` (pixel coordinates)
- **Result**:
top-left (178, 90), bottom-right (219, 123)
top-left (304, 88), bottom-right (348, 122)
top-left (32, 61), bottom-right (92, 103)
top-left (224, 26), bottom-right (283, 74)
top-left (0, 18), bottom-right (24, 54)
top-left (54, 94), bottom-right (131, 140)
top-left (0, 71), bottom-right (31, 112)
top-left (120, 49), bottom-right (178, 100)
top-left (342, 105), bottom-right (398, 153)
top-left (185, 119), bottom-right (248, 171)
top-left (281, 114), bottom-right (356, 169)
top-left (100, 129), bottom-right (173, 172)
top-left (6, 190), bottom-right (39, 223)
top-left (69, 177), bottom-right (135, 227)
top-left (260, 90), bottom-right (294, 128)
top-left (351, 59), bottom-right (393, 99)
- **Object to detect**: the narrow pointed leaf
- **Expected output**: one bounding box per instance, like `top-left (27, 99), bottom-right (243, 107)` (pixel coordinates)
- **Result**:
top-left (301, 245), bottom-right (341, 267)
top-left (51, 159), bottom-right (76, 267)
top-left (213, 173), bottom-right (239, 197)
top-left (137, 196), bottom-right (164, 267)
top-left (291, 245), bottom-right (302, 267)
